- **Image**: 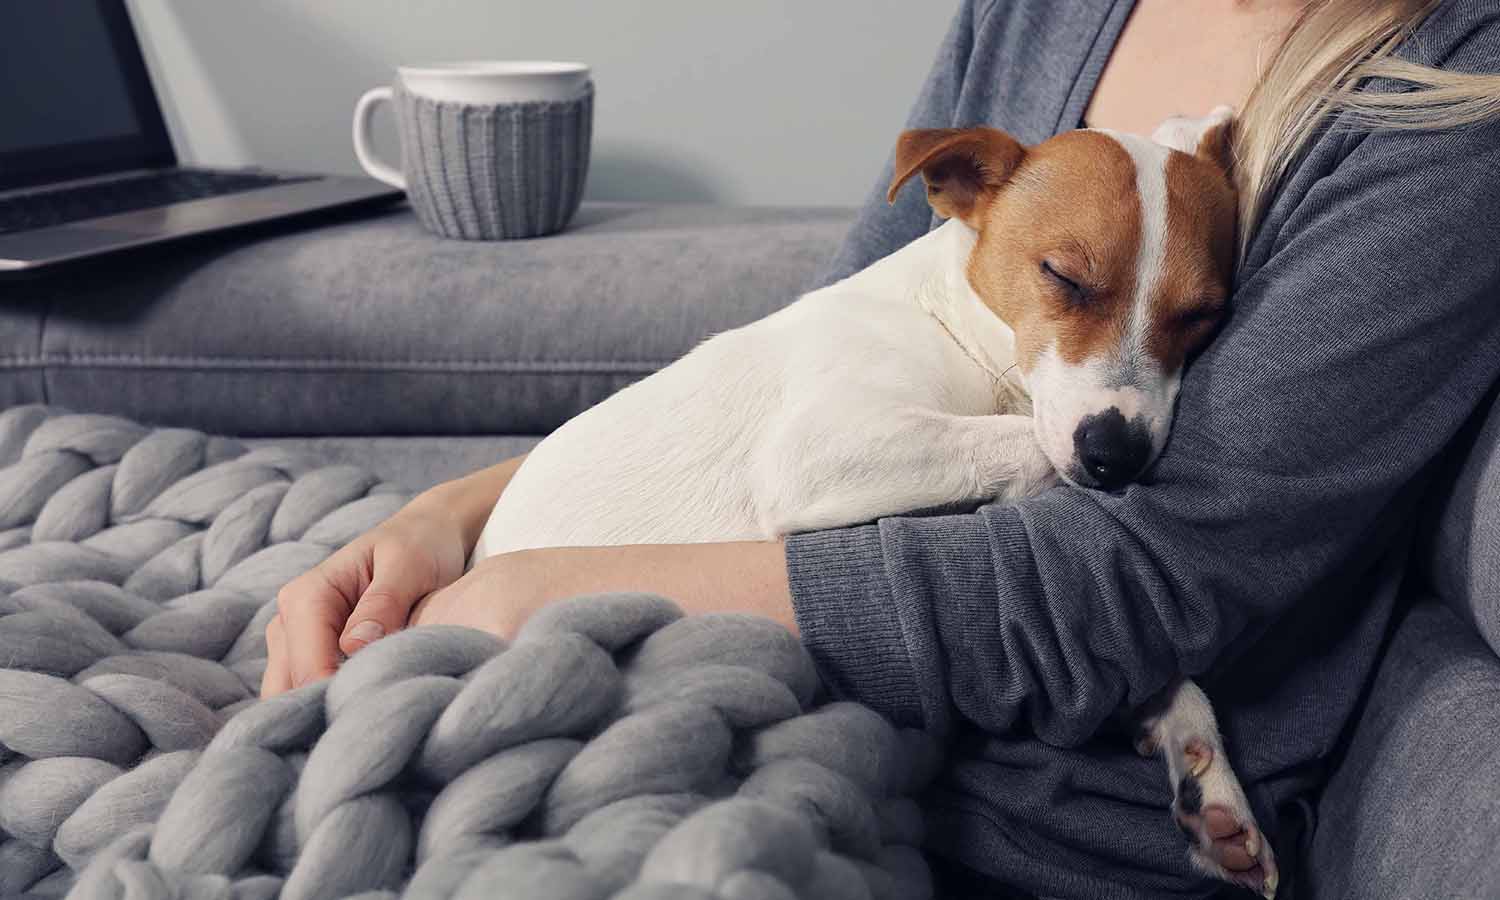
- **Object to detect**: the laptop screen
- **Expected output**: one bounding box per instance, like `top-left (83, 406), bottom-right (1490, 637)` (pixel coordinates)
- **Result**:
top-left (0, 0), bottom-right (174, 191)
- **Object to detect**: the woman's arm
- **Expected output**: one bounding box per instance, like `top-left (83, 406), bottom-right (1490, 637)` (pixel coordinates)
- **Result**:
top-left (410, 540), bottom-right (794, 638)
top-left (793, 76), bottom-right (1500, 742)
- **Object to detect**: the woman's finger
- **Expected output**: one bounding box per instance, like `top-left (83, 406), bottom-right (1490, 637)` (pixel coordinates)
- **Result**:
top-left (339, 545), bottom-right (439, 655)
top-left (261, 614), bottom-right (293, 697)
top-left (276, 568), bottom-right (348, 688)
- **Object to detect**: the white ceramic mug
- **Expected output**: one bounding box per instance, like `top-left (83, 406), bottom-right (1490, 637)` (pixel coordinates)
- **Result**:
top-left (352, 61), bottom-right (592, 189)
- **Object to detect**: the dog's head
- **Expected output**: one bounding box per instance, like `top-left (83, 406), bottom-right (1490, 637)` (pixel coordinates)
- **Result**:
top-left (888, 108), bottom-right (1237, 491)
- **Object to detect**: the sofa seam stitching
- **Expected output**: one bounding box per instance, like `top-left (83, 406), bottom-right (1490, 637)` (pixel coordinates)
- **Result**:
top-left (0, 353), bottom-right (669, 372)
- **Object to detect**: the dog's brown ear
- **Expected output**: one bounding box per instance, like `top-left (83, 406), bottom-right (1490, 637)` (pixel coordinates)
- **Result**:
top-left (1194, 114), bottom-right (1235, 182)
top-left (1152, 106), bottom-right (1236, 182)
top-left (886, 127), bottom-right (1026, 227)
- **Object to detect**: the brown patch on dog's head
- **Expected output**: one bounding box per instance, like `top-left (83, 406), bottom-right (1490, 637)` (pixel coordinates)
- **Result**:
top-left (1148, 147), bottom-right (1238, 371)
top-left (961, 130), bottom-right (1147, 374)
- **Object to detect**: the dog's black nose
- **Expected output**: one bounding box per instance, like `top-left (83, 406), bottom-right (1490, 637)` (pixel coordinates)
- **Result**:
top-left (1073, 408), bottom-right (1153, 490)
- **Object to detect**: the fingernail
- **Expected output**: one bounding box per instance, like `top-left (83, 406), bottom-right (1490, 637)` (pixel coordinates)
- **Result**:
top-left (347, 620), bottom-right (385, 647)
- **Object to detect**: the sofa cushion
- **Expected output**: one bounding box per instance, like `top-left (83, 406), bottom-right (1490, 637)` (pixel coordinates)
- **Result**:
top-left (1308, 600), bottom-right (1500, 900)
top-left (1, 203), bottom-right (853, 436)
top-left (1421, 385), bottom-right (1500, 658)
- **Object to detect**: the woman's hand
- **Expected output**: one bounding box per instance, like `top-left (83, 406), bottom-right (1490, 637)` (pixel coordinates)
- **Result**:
top-left (407, 541), bottom-right (797, 641)
top-left (261, 455), bottom-right (528, 697)
top-left (261, 500), bottom-right (468, 696)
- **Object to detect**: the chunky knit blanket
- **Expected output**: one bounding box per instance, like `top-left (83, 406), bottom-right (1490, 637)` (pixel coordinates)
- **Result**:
top-left (0, 407), bottom-right (940, 900)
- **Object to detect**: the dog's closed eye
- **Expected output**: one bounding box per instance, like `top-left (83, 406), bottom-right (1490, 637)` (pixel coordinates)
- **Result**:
top-left (1040, 259), bottom-right (1090, 305)
top-left (1175, 303), bottom-right (1225, 328)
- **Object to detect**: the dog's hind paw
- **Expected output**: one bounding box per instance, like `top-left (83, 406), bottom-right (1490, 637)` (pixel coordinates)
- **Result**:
top-left (1135, 680), bottom-right (1279, 898)
top-left (1172, 737), bottom-right (1280, 899)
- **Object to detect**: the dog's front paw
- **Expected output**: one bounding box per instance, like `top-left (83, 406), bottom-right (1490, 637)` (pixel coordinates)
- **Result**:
top-left (1168, 736), bottom-right (1279, 899)
top-left (998, 437), bottom-right (1058, 503)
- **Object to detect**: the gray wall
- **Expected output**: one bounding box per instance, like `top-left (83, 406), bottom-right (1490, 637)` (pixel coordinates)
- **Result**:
top-left (124, 1), bottom-right (957, 206)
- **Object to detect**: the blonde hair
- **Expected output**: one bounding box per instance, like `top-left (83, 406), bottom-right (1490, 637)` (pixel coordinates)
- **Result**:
top-left (1236, 0), bottom-right (1500, 261)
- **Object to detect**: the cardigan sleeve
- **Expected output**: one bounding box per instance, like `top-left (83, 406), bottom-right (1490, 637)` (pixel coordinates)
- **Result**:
top-left (789, 85), bottom-right (1500, 744)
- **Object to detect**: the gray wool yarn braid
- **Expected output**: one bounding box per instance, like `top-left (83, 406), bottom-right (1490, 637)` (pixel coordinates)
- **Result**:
top-left (0, 406), bottom-right (941, 899)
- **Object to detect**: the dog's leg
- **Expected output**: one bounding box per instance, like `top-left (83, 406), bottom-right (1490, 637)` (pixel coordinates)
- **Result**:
top-left (754, 408), bottom-right (1055, 535)
top-left (1135, 679), bottom-right (1279, 898)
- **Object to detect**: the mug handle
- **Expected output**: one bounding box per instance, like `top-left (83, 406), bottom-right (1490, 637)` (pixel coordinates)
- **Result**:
top-left (352, 86), bottom-right (406, 190)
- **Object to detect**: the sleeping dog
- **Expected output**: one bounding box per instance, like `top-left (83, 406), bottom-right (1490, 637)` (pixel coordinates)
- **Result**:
top-left (474, 107), bottom-right (1277, 896)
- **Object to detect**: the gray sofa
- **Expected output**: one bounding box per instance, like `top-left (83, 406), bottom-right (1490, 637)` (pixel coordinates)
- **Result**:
top-left (2, 204), bottom-right (1497, 899)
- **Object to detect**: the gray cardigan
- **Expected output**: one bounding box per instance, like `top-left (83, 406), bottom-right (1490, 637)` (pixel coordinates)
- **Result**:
top-left (784, 1), bottom-right (1500, 897)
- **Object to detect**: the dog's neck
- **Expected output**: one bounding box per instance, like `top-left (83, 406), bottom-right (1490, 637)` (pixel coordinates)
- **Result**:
top-left (850, 219), bottom-right (1030, 406)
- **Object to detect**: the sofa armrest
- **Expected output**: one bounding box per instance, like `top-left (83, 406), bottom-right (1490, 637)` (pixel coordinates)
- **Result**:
top-left (1308, 600), bottom-right (1500, 899)
top-left (2, 203), bottom-right (853, 436)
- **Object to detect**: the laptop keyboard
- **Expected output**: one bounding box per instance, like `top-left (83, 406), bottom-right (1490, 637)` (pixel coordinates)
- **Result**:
top-left (0, 170), bottom-right (316, 235)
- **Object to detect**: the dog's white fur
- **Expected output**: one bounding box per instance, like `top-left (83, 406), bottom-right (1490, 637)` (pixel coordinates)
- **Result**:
top-left (475, 218), bottom-right (1048, 557)
top-left (472, 107), bottom-right (1275, 896)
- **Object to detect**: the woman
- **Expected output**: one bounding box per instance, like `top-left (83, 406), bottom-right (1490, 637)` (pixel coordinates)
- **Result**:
top-left (263, 1), bottom-right (1500, 897)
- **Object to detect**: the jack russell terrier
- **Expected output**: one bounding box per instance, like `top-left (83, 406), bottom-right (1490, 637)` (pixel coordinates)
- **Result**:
top-left (474, 106), bottom-right (1277, 896)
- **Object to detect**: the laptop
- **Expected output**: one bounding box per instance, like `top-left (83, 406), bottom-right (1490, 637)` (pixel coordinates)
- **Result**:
top-left (0, 0), bottom-right (402, 277)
